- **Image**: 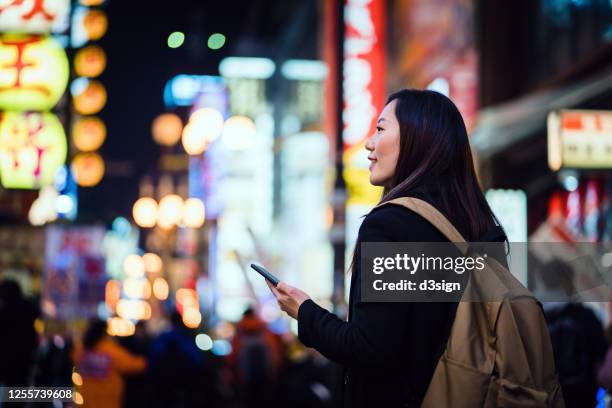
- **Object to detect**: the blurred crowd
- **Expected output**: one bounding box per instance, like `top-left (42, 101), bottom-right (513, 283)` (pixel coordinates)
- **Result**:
top-left (0, 279), bottom-right (341, 408)
top-left (2, 275), bottom-right (612, 408)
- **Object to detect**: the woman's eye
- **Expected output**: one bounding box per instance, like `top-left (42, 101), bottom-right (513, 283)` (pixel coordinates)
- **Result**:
top-left (376, 126), bottom-right (384, 132)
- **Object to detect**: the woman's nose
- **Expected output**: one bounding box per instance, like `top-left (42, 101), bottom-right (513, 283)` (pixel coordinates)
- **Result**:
top-left (365, 136), bottom-right (374, 151)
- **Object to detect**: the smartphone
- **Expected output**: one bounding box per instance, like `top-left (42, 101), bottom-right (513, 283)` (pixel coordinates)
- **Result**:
top-left (250, 263), bottom-right (280, 287)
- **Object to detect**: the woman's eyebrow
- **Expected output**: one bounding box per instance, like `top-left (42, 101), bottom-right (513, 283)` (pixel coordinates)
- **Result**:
top-left (377, 118), bottom-right (387, 124)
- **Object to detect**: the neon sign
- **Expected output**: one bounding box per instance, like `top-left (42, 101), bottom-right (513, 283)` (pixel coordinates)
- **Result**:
top-left (0, 34), bottom-right (69, 111)
top-left (0, 0), bottom-right (69, 33)
top-left (0, 111), bottom-right (67, 189)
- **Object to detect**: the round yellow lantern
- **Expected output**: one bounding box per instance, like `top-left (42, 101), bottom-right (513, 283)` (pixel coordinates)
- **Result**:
top-left (74, 45), bottom-right (107, 78)
top-left (83, 9), bottom-right (108, 41)
top-left (71, 152), bottom-right (105, 187)
top-left (73, 79), bottom-right (107, 115)
top-left (0, 34), bottom-right (69, 111)
top-left (0, 111), bottom-right (67, 189)
top-left (132, 197), bottom-right (158, 228)
top-left (0, 0), bottom-right (70, 33)
top-left (72, 116), bottom-right (106, 152)
top-left (152, 113), bottom-right (183, 146)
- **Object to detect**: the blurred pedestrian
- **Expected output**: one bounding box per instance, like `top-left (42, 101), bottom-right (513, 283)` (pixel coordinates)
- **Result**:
top-left (228, 307), bottom-right (282, 408)
top-left (72, 319), bottom-right (146, 408)
top-left (119, 321), bottom-right (150, 407)
top-left (541, 260), bottom-right (607, 408)
top-left (597, 325), bottom-right (612, 405)
top-left (147, 311), bottom-right (207, 408)
top-left (0, 279), bottom-right (38, 388)
top-left (279, 337), bottom-right (337, 408)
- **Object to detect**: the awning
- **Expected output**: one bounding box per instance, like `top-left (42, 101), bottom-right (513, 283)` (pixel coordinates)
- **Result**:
top-left (471, 65), bottom-right (612, 160)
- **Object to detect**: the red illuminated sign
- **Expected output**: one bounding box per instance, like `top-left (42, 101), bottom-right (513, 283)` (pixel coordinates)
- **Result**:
top-left (342, 0), bottom-right (385, 150)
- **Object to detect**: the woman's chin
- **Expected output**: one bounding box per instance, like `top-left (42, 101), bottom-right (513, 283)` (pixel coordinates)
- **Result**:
top-left (369, 175), bottom-right (384, 187)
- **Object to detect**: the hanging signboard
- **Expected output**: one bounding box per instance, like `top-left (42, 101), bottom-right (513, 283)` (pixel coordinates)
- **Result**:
top-left (0, 0), bottom-right (70, 33)
top-left (340, 0), bottom-right (385, 271)
top-left (0, 34), bottom-right (69, 111)
top-left (0, 111), bottom-right (67, 189)
top-left (548, 109), bottom-right (612, 170)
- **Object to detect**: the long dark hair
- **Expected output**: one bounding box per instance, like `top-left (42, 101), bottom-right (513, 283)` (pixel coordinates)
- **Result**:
top-left (377, 89), bottom-right (501, 241)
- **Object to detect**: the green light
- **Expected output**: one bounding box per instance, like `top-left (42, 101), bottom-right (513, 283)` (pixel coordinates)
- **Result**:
top-left (167, 32), bottom-right (185, 48)
top-left (207, 33), bottom-right (226, 50)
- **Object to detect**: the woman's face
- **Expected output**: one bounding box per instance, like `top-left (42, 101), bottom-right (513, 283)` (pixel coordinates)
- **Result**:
top-left (366, 99), bottom-right (401, 187)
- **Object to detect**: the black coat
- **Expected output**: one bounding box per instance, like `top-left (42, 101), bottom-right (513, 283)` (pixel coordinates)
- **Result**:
top-left (298, 201), bottom-right (505, 408)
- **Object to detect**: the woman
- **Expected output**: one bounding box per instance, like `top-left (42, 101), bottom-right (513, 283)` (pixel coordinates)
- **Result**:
top-left (72, 319), bottom-right (147, 408)
top-left (267, 89), bottom-right (506, 407)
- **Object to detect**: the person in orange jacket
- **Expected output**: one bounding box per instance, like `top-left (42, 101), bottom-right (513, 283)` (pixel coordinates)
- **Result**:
top-left (228, 307), bottom-right (283, 407)
top-left (72, 319), bottom-right (146, 408)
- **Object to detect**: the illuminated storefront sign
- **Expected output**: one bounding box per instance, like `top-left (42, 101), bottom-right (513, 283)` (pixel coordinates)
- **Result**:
top-left (0, 0), bottom-right (70, 33)
top-left (342, 0), bottom-right (385, 203)
top-left (341, 0), bottom-right (385, 262)
top-left (486, 189), bottom-right (528, 243)
top-left (485, 189), bottom-right (528, 284)
top-left (0, 34), bottom-right (69, 111)
top-left (0, 111), bottom-right (67, 189)
top-left (548, 110), bottom-right (612, 170)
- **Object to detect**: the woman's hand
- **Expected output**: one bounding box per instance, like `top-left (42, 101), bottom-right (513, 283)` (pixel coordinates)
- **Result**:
top-left (266, 280), bottom-right (311, 319)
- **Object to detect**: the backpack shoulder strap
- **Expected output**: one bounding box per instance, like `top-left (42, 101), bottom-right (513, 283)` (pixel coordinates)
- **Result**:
top-left (375, 197), bottom-right (467, 244)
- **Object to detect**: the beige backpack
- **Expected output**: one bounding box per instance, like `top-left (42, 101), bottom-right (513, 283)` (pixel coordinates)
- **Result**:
top-left (379, 197), bottom-right (565, 408)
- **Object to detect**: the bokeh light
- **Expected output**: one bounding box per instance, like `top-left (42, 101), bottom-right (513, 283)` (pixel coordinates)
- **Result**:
top-left (132, 197), bottom-right (158, 228)
top-left (152, 113), bottom-right (183, 146)
top-left (72, 79), bottom-right (107, 115)
top-left (182, 307), bottom-right (201, 328)
top-left (74, 391), bottom-right (84, 405)
top-left (153, 278), bottom-right (169, 300)
top-left (143, 253), bottom-right (163, 274)
top-left (83, 9), bottom-right (108, 41)
top-left (181, 122), bottom-right (208, 155)
top-left (105, 280), bottom-right (121, 310)
top-left (182, 198), bottom-right (205, 228)
top-left (71, 152), bottom-right (105, 187)
top-left (167, 31), bottom-right (185, 48)
top-left (72, 372), bottom-right (83, 386)
top-left (74, 45), bottom-right (107, 78)
top-left (107, 317), bottom-right (135, 337)
top-left (73, 117), bottom-right (106, 152)
top-left (207, 33), bottom-right (226, 50)
top-left (222, 115), bottom-right (257, 150)
top-left (116, 299), bottom-right (151, 320)
top-left (157, 194), bottom-right (184, 229)
top-left (123, 254), bottom-right (145, 278)
top-left (195, 333), bottom-right (213, 350)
